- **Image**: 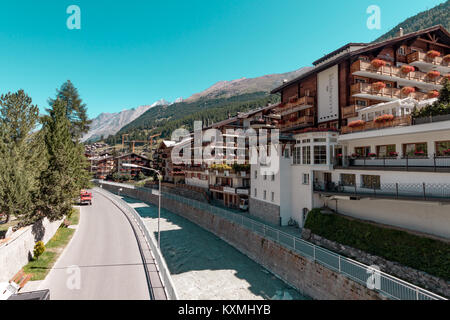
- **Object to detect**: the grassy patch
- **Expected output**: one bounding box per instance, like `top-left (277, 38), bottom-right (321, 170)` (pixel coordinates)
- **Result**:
top-left (0, 219), bottom-right (19, 233)
top-left (305, 209), bottom-right (450, 280)
top-left (23, 209), bottom-right (80, 281)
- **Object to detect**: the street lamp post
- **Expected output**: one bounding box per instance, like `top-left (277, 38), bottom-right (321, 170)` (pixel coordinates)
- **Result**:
top-left (121, 163), bottom-right (162, 249)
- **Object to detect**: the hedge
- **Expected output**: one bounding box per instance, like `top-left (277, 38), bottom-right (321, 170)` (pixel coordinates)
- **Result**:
top-left (304, 209), bottom-right (450, 280)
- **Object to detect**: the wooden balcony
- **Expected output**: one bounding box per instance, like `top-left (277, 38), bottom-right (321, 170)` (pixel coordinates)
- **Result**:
top-left (351, 83), bottom-right (428, 101)
top-left (407, 51), bottom-right (449, 69)
top-left (278, 115), bottom-right (314, 131)
top-left (342, 105), bottom-right (360, 119)
top-left (273, 96), bottom-right (315, 116)
top-left (351, 60), bottom-right (445, 89)
top-left (341, 115), bottom-right (412, 134)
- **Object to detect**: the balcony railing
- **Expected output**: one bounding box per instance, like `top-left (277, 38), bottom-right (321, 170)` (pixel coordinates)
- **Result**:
top-left (341, 115), bottom-right (412, 134)
top-left (279, 115), bottom-right (314, 131)
top-left (313, 181), bottom-right (450, 202)
top-left (407, 51), bottom-right (449, 68)
top-left (351, 60), bottom-right (445, 86)
top-left (274, 96), bottom-right (315, 116)
top-left (351, 83), bottom-right (428, 101)
top-left (334, 155), bottom-right (450, 172)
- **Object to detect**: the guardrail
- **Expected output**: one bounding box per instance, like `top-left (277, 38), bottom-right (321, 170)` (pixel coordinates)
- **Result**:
top-left (94, 186), bottom-right (178, 300)
top-left (95, 180), bottom-right (446, 300)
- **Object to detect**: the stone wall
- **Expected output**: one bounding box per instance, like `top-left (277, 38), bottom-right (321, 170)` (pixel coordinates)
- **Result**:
top-left (301, 228), bottom-right (449, 298)
top-left (101, 183), bottom-right (385, 300)
top-left (0, 217), bottom-right (63, 282)
top-left (249, 198), bottom-right (280, 226)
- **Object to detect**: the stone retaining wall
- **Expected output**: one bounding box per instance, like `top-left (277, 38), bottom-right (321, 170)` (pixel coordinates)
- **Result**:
top-left (249, 198), bottom-right (280, 226)
top-left (101, 183), bottom-right (384, 300)
top-left (0, 217), bottom-right (64, 282)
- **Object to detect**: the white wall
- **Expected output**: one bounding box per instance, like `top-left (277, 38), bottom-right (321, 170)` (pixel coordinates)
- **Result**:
top-left (331, 197), bottom-right (450, 239)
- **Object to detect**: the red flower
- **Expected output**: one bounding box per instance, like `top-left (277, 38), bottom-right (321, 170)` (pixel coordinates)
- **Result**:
top-left (401, 87), bottom-right (415, 95)
top-left (348, 120), bottom-right (365, 128)
top-left (401, 65), bottom-right (415, 73)
top-left (371, 59), bottom-right (386, 68)
top-left (428, 90), bottom-right (440, 98)
top-left (427, 70), bottom-right (441, 79)
top-left (427, 50), bottom-right (441, 58)
top-left (372, 81), bottom-right (386, 90)
top-left (374, 114), bottom-right (394, 123)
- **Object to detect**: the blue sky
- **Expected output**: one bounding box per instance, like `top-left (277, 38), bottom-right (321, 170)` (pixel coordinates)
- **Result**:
top-left (0, 0), bottom-right (446, 118)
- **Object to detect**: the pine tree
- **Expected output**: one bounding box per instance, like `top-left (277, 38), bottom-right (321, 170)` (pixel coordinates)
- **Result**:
top-left (37, 99), bottom-right (84, 221)
top-left (0, 90), bottom-right (45, 224)
top-left (48, 80), bottom-right (92, 139)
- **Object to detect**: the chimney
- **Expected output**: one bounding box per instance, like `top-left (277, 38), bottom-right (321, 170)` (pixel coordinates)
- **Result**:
top-left (398, 27), bottom-right (404, 37)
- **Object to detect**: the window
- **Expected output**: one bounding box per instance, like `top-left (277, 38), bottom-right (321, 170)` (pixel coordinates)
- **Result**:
top-left (436, 141), bottom-right (450, 157)
top-left (341, 174), bottom-right (356, 187)
top-left (314, 146), bottom-right (327, 164)
top-left (398, 47), bottom-right (406, 56)
top-left (302, 173), bottom-right (310, 185)
top-left (271, 192), bottom-right (275, 202)
top-left (284, 148), bottom-right (290, 158)
top-left (362, 175), bottom-right (381, 189)
top-left (254, 188), bottom-right (257, 197)
top-left (355, 78), bottom-right (367, 84)
top-left (302, 139), bottom-right (310, 143)
top-left (355, 146), bottom-right (371, 158)
top-left (271, 174), bottom-right (275, 181)
top-left (263, 173), bottom-right (267, 181)
top-left (293, 147), bottom-right (302, 165)
top-left (254, 170), bottom-right (258, 179)
top-left (377, 145), bottom-right (396, 157)
top-left (356, 100), bottom-right (367, 107)
top-left (263, 190), bottom-right (267, 200)
top-left (403, 143), bottom-right (427, 157)
top-left (314, 138), bottom-right (326, 143)
top-left (302, 146), bottom-right (311, 165)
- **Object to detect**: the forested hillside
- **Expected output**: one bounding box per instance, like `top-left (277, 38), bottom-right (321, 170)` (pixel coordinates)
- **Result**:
top-left (105, 92), bottom-right (279, 143)
top-left (375, 1), bottom-right (449, 42)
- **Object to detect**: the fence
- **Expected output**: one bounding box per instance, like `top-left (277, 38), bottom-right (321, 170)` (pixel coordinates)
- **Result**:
top-left (314, 181), bottom-right (450, 201)
top-left (96, 180), bottom-right (446, 300)
top-left (95, 186), bottom-right (178, 300)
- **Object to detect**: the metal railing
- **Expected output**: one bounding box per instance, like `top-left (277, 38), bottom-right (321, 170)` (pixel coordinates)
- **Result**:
top-left (314, 181), bottom-right (450, 201)
top-left (335, 155), bottom-right (450, 172)
top-left (96, 180), bottom-right (446, 300)
top-left (95, 186), bottom-right (178, 300)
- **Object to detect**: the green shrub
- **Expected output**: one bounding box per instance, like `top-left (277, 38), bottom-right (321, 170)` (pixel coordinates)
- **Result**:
top-left (305, 209), bottom-right (450, 280)
top-left (33, 241), bottom-right (46, 260)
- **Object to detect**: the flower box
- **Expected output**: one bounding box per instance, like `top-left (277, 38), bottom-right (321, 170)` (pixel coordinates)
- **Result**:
top-left (427, 50), bottom-right (441, 59)
top-left (372, 81), bottom-right (386, 90)
top-left (401, 87), bottom-right (415, 95)
top-left (414, 151), bottom-right (426, 156)
top-left (374, 114), bottom-right (394, 123)
top-left (428, 90), bottom-right (440, 98)
top-left (368, 153), bottom-right (377, 157)
top-left (401, 65), bottom-right (415, 74)
top-left (389, 151), bottom-right (399, 157)
top-left (444, 74), bottom-right (450, 80)
top-left (371, 59), bottom-right (386, 68)
top-left (348, 120), bottom-right (365, 128)
top-left (427, 70), bottom-right (441, 79)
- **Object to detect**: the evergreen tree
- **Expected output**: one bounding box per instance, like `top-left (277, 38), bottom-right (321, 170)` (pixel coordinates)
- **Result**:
top-left (37, 100), bottom-right (86, 221)
top-left (0, 90), bottom-right (45, 224)
top-left (48, 80), bottom-right (92, 139)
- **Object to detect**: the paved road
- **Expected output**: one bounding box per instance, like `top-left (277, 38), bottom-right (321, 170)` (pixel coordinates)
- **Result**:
top-left (38, 190), bottom-right (150, 300)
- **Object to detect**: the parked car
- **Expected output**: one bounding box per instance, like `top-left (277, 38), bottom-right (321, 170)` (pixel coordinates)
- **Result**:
top-left (79, 190), bottom-right (92, 205)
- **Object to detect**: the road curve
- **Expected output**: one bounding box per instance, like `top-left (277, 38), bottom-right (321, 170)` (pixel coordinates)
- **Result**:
top-left (39, 190), bottom-right (150, 300)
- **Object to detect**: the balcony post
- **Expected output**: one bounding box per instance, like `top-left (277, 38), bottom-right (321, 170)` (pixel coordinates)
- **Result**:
top-left (406, 155), bottom-right (409, 171)
top-left (434, 153), bottom-right (437, 172)
top-left (396, 183), bottom-right (399, 199)
top-left (423, 183), bottom-right (426, 200)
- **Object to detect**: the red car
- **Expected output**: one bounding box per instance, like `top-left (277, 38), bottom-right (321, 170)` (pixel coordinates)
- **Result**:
top-left (80, 190), bottom-right (92, 205)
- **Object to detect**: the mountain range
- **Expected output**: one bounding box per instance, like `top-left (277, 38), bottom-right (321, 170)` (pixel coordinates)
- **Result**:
top-left (82, 99), bottom-right (169, 142)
